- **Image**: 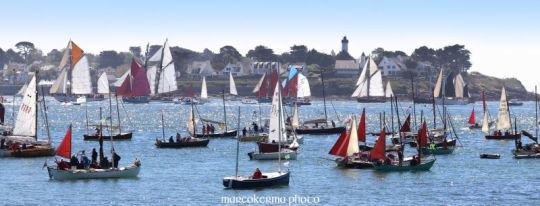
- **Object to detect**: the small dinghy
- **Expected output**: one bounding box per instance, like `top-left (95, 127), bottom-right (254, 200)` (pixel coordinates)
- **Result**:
top-left (84, 132), bottom-right (132, 141)
top-left (480, 153), bottom-right (500, 159)
top-left (248, 149), bottom-right (297, 160)
top-left (155, 105), bottom-right (210, 148)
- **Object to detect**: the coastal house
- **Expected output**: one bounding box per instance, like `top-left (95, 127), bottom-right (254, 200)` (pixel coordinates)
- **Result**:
top-left (378, 56), bottom-right (407, 77)
top-left (222, 61), bottom-right (252, 77)
top-left (334, 59), bottom-right (360, 76)
top-left (252, 61), bottom-right (282, 75)
top-left (187, 60), bottom-right (217, 78)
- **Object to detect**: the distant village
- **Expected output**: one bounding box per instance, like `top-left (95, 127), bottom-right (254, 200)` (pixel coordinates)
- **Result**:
top-left (0, 36), bottom-right (477, 97)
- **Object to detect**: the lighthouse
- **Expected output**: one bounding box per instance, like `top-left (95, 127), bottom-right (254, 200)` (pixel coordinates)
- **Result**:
top-left (341, 36), bottom-right (349, 52)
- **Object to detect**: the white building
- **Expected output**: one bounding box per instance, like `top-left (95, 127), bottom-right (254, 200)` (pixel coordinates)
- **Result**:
top-left (378, 56), bottom-right (407, 77)
top-left (334, 60), bottom-right (360, 75)
top-left (187, 60), bottom-right (217, 77)
top-left (252, 62), bottom-right (282, 75)
top-left (222, 61), bottom-right (252, 77)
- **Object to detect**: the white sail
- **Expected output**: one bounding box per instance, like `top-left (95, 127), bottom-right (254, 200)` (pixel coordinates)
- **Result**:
top-left (454, 73), bottom-right (465, 98)
top-left (496, 87), bottom-right (511, 131)
top-left (97, 72), bottom-right (110, 94)
top-left (346, 116), bottom-right (360, 156)
top-left (268, 82), bottom-right (286, 143)
top-left (201, 77), bottom-right (208, 99)
top-left (482, 110), bottom-right (490, 133)
top-left (146, 65), bottom-right (157, 95)
top-left (433, 70), bottom-right (443, 98)
top-left (13, 75), bottom-right (37, 137)
top-left (16, 82), bottom-right (28, 96)
top-left (252, 73), bottom-right (266, 93)
top-left (352, 57), bottom-right (370, 97)
top-left (385, 81), bottom-right (394, 98)
top-left (113, 70), bottom-right (130, 87)
top-left (188, 106), bottom-right (195, 133)
top-left (49, 69), bottom-right (68, 94)
top-left (229, 72), bottom-right (238, 95)
top-left (355, 59), bottom-right (369, 86)
top-left (368, 59), bottom-right (385, 97)
top-left (292, 103), bottom-right (299, 129)
top-left (297, 73), bottom-right (311, 98)
top-left (148, 46), bottom-right (163, 62)
top-left (58, 44), bottom-right (70, 70)
top-left (71, 56), bottom-right (92, 94)
top-left (157, 63), bottom-right (177, 94)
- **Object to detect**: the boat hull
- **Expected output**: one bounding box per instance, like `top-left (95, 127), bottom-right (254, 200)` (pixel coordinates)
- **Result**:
top-left (374, 157), bottom-right (436, 172)
top-left (53, 95), bottom-right (105, 103)
top-left (155, 138), bottom-right (210, 148)
top-left (485, 134), bottom-right (521, 140)
top-left (295, 126), bottom-right (345, 135)
top-left (47, 163), bottom-right (140, 180)
top-left (83, 132), bottom-right (132, 141)
top-left (223, 172), bottom-right (289, 189)
top-left (122, 97), bottom-right (150, 104)
top-left (257, 98), bottom-right (272, 103)
top-left (248, 150), bottom-right (297, 160)
top-left (239, 134), bottom-right (267, 142)
top-left (194, 130), bottom-right (237, 138)
top-left (421, 146), bottom-right (455, 155)
top-left (480, 153), bottom-right (501, 159)
top-left (335, 157), bottom-right (374, 169)
top-left (356, 97), bottom-right (386, 103)
top-left (10, 145), bottom-right (55, 157)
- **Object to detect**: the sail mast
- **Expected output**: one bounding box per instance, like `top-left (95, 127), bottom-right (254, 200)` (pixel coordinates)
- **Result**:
top-left (321, 69), bottom-right (328, 122)
top-left (161, 111), bottom-right (165, 140)
top-left (235, 106), bottom-right (240, 177)
top-left (34, 71), bottom-right (39, 140)
top-left (191, 100), bottom-right (196, 135)
top-left (222, 90), bottom-right (228, 131)
top-left (155, 39), bottom-right (167, 95)
top-left (40, 85), bottom-right (51, 144)
top-left (278, 83), bottom-right (282, 173)
top-left (115, 95), bottom-right (122, 135)
top-left (536, 86), bottom-right (538, 140)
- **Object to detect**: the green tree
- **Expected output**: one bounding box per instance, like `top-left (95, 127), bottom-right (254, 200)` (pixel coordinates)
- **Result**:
top-left (0, 48), bottom-right (7, 66)
top-left (335, 51), bottom-right (354, 60)
top-left (129, 46), bottom-right (142, 58)
top-left (211, 45), bottom-right (242, 71)
top-left (6, 49), bottom-right (24, 63)
top-left (306, 49), bottom-right (335, 68)
top-left (246, 45), bottom-right (277, 61)
top-left (436, 44), bottom-right (472, 73)
top-left (46, 49), bottom-right (63, 65)
top-left (290, 45), bottom-right (308, 62)
top-left (15, 41), bottom-right (35, 61)
top-left (411, 46), bottom-right (437, 63)
top-left (98, 50), bottom-right (124, 68)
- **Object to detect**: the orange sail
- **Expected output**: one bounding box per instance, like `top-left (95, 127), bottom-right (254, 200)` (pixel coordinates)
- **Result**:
top-left (400, 114), bottom-right (411, 132)
top-left (358, 108), bottom-right (366, 142)
top-left (329, 130), bottom-right (350, 157)
top-left (56, 125), bottom-right (72, 159)
top-left (468, 108), bottom-right (475, 125)
top-left (70, 41), bottom-right (84, 66)
top-left (370, 130), bottom-right (386, 160)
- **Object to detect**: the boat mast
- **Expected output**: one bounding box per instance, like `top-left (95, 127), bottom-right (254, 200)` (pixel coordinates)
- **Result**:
top-left (67, 41), bottom-right (73, 95)
top-left (154, 39), bottom-right (167, 95)
top-left (235, 106), bottom-right (240, 177)
top-left (161, 111), bottom-right (165, 140)
top-left (320, 68), bottom-right (328, 122)
top-left (34, 71), bottom-right (39, 141)
top-left (222, 90), bottom-right (228, 131)
top-left (390, 95), bottom-right (394, 136)
top-left (85, 96), bottom-right (89, 135)
top-left (115, 95), bottom-right (122, 135)
top-left (432, 90), bottom-right (436, 129)
top-left (278, 84), bottom-right (283, 173)
top-left (536, 86), bottom-right (538, 141)
top-left (191, 100), bottom-right (196, 136)
top-left (411, 75), bottom-right (417, 131)
top-left (40, 85), bottom-right (51, 144)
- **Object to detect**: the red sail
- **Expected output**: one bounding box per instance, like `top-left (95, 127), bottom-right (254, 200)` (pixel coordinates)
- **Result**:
top-left (482, 90), bottom-right (487, 113)
top-left (186, 84), bottom-right (195, 97)
top-left (329, 130), bottom-right (350, 157)
top-left (130, 60), bottom-right (151, 97)
top-left (258, 73), bottom-right (268, 98)
top-left (418, 121), bottom-right (427, 147)
top-left (358, 108), bottom-right (366, 142)
top-left (400, 115), bottom-right (411, 132)
top-left (116, 74), bottom-right (132, 97)
top-left (269, 70), bottom-right (279, 96)
top-left (468, 108), bottom-right (475, 124)
top-left (285, 74), bottom-right (298, 97)
top-left (370, 130), bottom-right (386, 160)
top-left (56, 125), bottom-right (72, 159)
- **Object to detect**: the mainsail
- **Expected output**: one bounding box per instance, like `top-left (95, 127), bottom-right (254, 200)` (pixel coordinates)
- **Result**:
top-left (49, 69), bottom-right (67, 94)
top-left (296, 73), bottom-right (311, 98)
top-left (13, 75), bottom-right (37, 137)
top-left (116, 60), bottom-right (151, 97)
top-left (148, 39), bottom-right (178, 94)
top-left (385, 81), bottom-right (394, 98)
top-left (50, 40), bottom-right (86, 95)
top-left (433, 69), bottom-right (443, 98)
top-left (201, 77), bottom-right (208, 99)
top-left (97, 72), bottom-right (110, 94)
top-left (496, 87), bottom-right (511, 131)
top-left (329, 116), bottom-right (359, 157)
top-left (70, 56), bottom-right (92, 94)
top-left (267, 82), bottom-right (286, 143)
top-left (229, 72), bottom-right (238, 96)
top-left (188, 106), bottom-right (195, 133)
top-left (481, 91), bottom-right (490, 133)
top-left (291, 103), bottom-right (299, 129)
top-left (352, 56), bottom-right (384, 98)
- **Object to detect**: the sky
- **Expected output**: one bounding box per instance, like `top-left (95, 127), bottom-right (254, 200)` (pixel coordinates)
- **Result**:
top-left (2, 0), bottom-right (540, 90)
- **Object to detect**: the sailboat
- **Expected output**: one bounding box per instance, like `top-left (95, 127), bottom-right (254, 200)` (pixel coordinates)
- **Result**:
top-left (248, 82), bottom-right (298, 160)
top-left (330, 115), bottom-right (374, 169)
top-left (253, 69), bottom-right (279, 103)
top-left (352, 56), bottom-right (386, 103)
top-left (295, 70), bottom-right (345, 135)
top-left (513, 86), bottom-right (540, 158)
top-left (117, 59), bottom-right (152, 103)
top-left (193, 90), bottom-right (238, 138)
top-left (155, 103), bottom-right (210, 148)
top-left (223, 107), bottom-right (290, 189)
top-left (226, 72), bottom-right (240, 101)
top-left (147, 39), bottom-right (178, 101)
top-left (373, 126), bottom-right (437, 172)
top-left (2, 74), bottom-right (55, 157)
top-left (469, 91), bottom-right (494, 130)
top-left (47, 124), bottom-right (141, 180)
top-left (50, 40), bottom-right (103, 103)
top-left (84, 73), bottom-right (132, 141)
top-left (283, 68), bottom-right (311, 106)
top-left (433, 70), bottom-right (472, 105)
top-left (485, 87), bottom-right (521, 140)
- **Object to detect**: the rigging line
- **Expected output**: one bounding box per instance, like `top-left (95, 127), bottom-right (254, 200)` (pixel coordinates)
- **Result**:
top-left (329, 100), bottom-right (341, 122)
top-left (119, 98), bottom-right (134, 129)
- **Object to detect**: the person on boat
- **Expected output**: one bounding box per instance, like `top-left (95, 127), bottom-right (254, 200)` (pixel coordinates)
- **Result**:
top-left (169, 136), bottom-right (174, 143)
top-left (0, 138), bottom-right (5, 149)
top-left (80, 150), bottom-right (90, 169)
top-left (410, 155), bottom-right (418, 166)
top-left (442, 139), bottom-right (448, 149)
top-left (56, 159), bottom-right (70, 170)
top-left (176, 133), bottom-right (181, 142)
top-left (0, 102), bottom-right (4, 125)
top-left (242, 127), bottom-right (247, 137)
top-left (429, 143), bottom-right (436, 150)
top-left (252, 168), bottom-right (262, 179)
top-left (112, 151), bottom-right (121, 168)
top-left (202, 126), bottom-right (206, 135)
top-left (101, 157), bottom-right (110, 169)
top-left (211, 124), bottom-right (215, 134)
top-left (206, 123), bottom-right (211, 134)
top-left (91, 148), bottom-right (98, 165)
top-left (286, 117), bottom-right (291, 125)
top-left (384, 157), bottom-right (391, 165)
top-left (253, 122), bottom-right (259, 133)
top-left (315, 123), bottom-right (319, 128)
top-left (397, 149), bottom-right (404, 166)
top-left (94, 127), bottom-right (101, 136)
top-left (70, 155), bottom-right (79, 170)
top-left (331, 120), bottom-right (336, 128)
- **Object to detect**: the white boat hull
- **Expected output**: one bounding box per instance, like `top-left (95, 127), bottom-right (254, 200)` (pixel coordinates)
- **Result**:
top-left (248, 150), bottom-right (297, 160)
top-left (47, 163), bottom-right (140, 180)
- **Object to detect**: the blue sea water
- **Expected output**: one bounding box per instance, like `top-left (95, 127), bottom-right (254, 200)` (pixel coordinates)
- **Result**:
top-left (1, 98), bottom-right (540, 205)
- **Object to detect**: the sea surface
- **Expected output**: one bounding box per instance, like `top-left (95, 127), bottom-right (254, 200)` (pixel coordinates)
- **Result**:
top-left (1, 98), bottom-right (540, 206)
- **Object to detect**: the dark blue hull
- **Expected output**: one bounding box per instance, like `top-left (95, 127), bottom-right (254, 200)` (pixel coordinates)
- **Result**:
top-left (223, 172), bottom-right (290, 189)
top-left (122, 97), bottom-right (150, 104)
top-left (257, 98), bottom-right (272, 103)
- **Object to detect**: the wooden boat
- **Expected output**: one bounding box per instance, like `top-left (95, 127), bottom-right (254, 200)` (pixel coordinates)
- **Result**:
top-left (295, 126), bottom-right (345, 135)
top-left (433, 71), bottom-right (472, 105)
top-left (83, 132), bottom-right (132, 141)
top-left (256, 140), bottom-right (299, 153)
top-left (480, 153), bottom-right (501, 159)
top-left (421, 146), bottom-right (455, 155)
top-left (374, 157), bottom-right (436, 172)
top-left (485, 87), bottom-right (521, 140)
top-left (330, 115), bottom-right (376, 169)
top-left (248, 149), bottom-right (297, 160)
top-left (3, 74), bottom-right (55, 158)
top-left (50, 40), bottom-right (104, 103)
top-left (352, 56), bottom-right (386, 103)
top-left (155, 138), bottom-right (209, 148)
top-left (508, 99), bottom-right (523, 106)
top-left (239, 133), bottom-right (267, 142)
top-left (193, 89), bottom-right (237, 138)
top-left (240, 98), bottom-right (258, 105)
top-left (194, 130), bottom-right (237, 138)
top-left (252, 69), bottom-right (279, 104)
top-left (223, 171), bottom-right (290, 189)
top-left (146, 39), bottom-right (179, 100)
top-left (117, 59), bottom-right (152, 104)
